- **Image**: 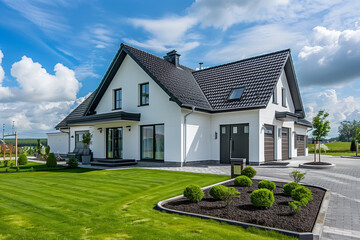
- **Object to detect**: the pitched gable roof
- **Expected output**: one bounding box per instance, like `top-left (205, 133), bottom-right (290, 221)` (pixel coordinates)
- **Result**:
top-left (193, 50), bottom-right (290, 111)
top-left (56, 44), bottom-right (307, 129)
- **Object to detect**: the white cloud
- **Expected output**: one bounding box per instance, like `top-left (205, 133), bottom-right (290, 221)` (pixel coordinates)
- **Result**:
top-left (0, 50), bottom-right (14, 100)
top-left (126, 16), bottom-right (199, 53)
top-left (304, 89), bottom-right (360, 137)
top-left (10, 56), bottom-right (80, 102)
top-left (298, 25), bottom-right (360, 86)
top-left (203, 24), bottom-right (302, 63)
top-left (75, 63), bottom-right (100, 80)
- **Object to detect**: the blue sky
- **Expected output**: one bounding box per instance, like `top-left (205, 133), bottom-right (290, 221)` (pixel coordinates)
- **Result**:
top-left (0, 0), bottom-right (360, 137)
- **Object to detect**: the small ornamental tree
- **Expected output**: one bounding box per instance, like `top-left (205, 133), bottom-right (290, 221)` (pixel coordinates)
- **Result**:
top-left (312, 110), bottom-right (331, 162)
top-left (36, 139), bottom-right (41, 155)
top-left (351, 138), bottom-right (356, 151)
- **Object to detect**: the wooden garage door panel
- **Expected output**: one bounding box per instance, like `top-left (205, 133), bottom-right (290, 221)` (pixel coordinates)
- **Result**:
top-left (282, 128), bottom-right (289, 160)
top-left (297, 135), bottom-right (305, 156)
top-left (264, 125), bottom-right (274, 162)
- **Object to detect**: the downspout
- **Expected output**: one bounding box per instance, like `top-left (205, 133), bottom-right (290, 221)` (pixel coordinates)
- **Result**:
top-left (182, 106), bottom-right (195, 167)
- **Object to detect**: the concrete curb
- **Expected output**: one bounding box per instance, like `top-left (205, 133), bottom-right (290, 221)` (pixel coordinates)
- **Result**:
top-left (157, 178), bottom-right (330, 240)
top-left (299, 163), bottom-right (335, 169)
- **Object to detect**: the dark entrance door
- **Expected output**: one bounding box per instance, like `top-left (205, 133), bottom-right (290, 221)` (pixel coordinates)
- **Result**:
top-left (264, 125), bottom-right (274, 162)
top-left (106, 128), bottom-right (123, 159)
top-left (282, 127), bottom-right (290, 160)
top-left (220, 124), bottom-right (249, 164)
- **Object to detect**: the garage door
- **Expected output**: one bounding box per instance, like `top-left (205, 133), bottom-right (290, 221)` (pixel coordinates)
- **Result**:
top-left (264, 125), bottom-right (274, 162)
top-left (282, 128), bottom-right (290, 160)
top-left (297, 135), bottom-right (305, 156)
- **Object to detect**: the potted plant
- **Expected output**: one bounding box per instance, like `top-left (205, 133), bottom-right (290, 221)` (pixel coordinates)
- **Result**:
top-left (81, 133), bottom-right (92, 165)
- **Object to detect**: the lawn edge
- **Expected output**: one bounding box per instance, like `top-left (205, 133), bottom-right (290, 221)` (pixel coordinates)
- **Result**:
top-left (157, 178), bottom-right (330, 240)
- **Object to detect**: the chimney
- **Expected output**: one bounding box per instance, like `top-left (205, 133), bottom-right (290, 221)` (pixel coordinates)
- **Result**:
top-left (164, 50), bottom-right (180, 67)
top-left (199, 62), bottom-right (203, 70)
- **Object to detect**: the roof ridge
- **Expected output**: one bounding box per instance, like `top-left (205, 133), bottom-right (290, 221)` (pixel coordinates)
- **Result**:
top-left (193, 49), bottom-right (291, 73)
top-left (122, 43), bottom-right (195, 71)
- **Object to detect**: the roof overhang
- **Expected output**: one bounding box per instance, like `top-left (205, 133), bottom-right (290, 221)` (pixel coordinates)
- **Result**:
top-left (66, 111), bottom-right (141, 125)
top-left (275, 111), bottom-right (299, 121)
top-left (295, 119), bottom-right (313, 128)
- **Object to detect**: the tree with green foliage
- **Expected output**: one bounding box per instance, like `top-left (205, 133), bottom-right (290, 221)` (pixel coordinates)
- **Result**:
top-left (45, 146), bottom-right (50, 155)
top-left (312, 110), bottom-right (331, 162)
top-left (36, 139), bottom-right (41, 155)
top-left (351, 138), bottom-right (356, 151)
top-left (338, 120), bottom-right (360, 142)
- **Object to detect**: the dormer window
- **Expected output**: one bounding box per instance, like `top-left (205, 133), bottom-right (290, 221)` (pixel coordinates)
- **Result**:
top-left (228, 87), bottom-right (244, 100)
top-left (114, 89), bottom-right (122, 110)
top-left (282, 88), bottom-right (286, 107)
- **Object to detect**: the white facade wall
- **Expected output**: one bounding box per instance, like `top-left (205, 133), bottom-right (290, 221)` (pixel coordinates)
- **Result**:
top-left (69, 55), bottom-right (182, 161)
top-left (259, 71), bottom-right (308, 162)
top-left (47, 132), bottom-right (69, 154)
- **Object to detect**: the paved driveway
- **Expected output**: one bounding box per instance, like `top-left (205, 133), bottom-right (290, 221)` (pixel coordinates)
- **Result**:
top-left (139, 155), bottom-right (360, 240)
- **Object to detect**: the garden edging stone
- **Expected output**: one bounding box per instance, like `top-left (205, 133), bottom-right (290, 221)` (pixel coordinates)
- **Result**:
top-left (157, 178), bottom-right (330, 240)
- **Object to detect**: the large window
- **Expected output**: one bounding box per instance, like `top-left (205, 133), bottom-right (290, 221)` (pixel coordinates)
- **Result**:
top-left (106, 128), bottom-right (123, 159)
top-left (114, 89), bottom-right (122, 110)
top-left (141, 124), bottom-right (164, 161)
top-left (282, 88), bottom-right (286, 107)
top-left (140, 83), bottom-right (149, 106)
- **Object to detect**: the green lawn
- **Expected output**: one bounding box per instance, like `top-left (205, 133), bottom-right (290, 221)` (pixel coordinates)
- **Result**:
top-left (0, 169), bottom-right (293, 240)
top-left (308, 142), bottom-right (358, 156)
top-left (0, 161), bottom-right (66, 172)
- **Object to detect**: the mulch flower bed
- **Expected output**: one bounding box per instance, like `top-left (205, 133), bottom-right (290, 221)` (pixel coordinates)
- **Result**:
top-left (164, 179), bottom-right (325, 233)
top-left (304, 162), bottom-right (332, 165)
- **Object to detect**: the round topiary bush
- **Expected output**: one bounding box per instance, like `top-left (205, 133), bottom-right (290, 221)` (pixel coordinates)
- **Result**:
top-left (291, 186), bottom-right (313, 201)
top-left (209, 185), bottom-right (228, 200)
top-left (283, 182), bottom-right (300, 196)
top-left (46, 153), bottom-right (58, 168)
top-left (183, 185), bottom-right (204, 203)
top-left (18, 153), bottom-right (28, 165)
top-left (250, 189), bottom-right (275, 208)
top-left (258, 180), bottom-right (276, 191)
top-left (241, 166), bottom-right (257, 179)
top-left (234, 175), bottom-right (252, 187)
top-left (68, 157), bottom-right (78, 168)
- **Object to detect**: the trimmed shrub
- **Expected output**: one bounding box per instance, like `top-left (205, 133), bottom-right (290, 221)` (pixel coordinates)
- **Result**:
top-left (289, 198), bottom-right (309, 213)
top-left (68, 157), bottom-right (78, 168)
top-left (258, 180), bottom-right (276, 191)
top-left (291, 186), bottom-right (313, 201)
top-left (289, 170), bottom-right (306, 183)
top-left (209, 185), bottom-right (228, 200)
top-left (45, 146), bottom-right (50, 155)
top-left (223, 187), bottom-right (240, 207)
top-left (46, 153), bottom-right (57, 168)
top-left (183, 185), bottom-right (204, 203)
top-left (18, 153), bottom-right (28, 165)
top-left (3, 160), bottom-right (9, 167)
top-left (283, 182), bottom-right (300, 196)
top-left (250, 189), bottom-right (275, 208)
top-left (234, 175), bottom-right (252, 187)
top-left (241, 166), bottom-right (257, 179)
top-left (351, 138), bottom-right (356, 151)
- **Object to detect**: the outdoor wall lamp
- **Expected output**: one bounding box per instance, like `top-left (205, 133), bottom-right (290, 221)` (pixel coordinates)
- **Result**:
top-left (71, 135), bottom-right (74, 138)
top-left (215, 131), bottom-right (218, 139)
top-left (126, 126), bottom-right (131, 131)
top-left (98, 128), bottom-right (103, 133)
top-left (278, 127), bottom-right (282, 137)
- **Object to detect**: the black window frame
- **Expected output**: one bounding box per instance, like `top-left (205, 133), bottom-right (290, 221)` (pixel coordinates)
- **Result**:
top-left (273, 87), bottom-right (277, 104)
top-left (140, 124), bottom-right (164, 161)
top-left (228, 87), bottom-right (245, 101)
top-left (113, 88), bottom-right (122, 110)
top-left (282, 88), bottom-right (286, 107)
top-left (139, 83), bottom-right (149, 106)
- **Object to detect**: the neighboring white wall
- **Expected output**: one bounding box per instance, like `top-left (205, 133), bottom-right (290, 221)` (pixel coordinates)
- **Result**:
top-left (74, 55), bottom-right (183, 161)
top-left (47, 132), bottom-right (69, 154)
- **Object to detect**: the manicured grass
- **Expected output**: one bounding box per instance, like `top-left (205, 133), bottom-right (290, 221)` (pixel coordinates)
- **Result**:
top-left (0, 169), bottom-right (294, 240)
top-left (2, 138), bottom-right (47, 147)
top-left (308, 142), bottom-right (358, 156)
top-left (311, 152), bottom-right (357, 156)
top-left (0, 161), bottom-right (66, 172)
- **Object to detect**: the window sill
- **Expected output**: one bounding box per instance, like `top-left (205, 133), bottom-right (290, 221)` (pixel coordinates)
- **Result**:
top-left (138, 104), bottom-right (149, 107)
top-left (112, 108), bottom-right (122, 111)
top-left (273, 102), bottom-right (278, 105)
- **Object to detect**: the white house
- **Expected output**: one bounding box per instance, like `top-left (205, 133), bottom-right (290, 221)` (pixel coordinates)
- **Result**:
top-left (49, 43), bottom-right (311, 166)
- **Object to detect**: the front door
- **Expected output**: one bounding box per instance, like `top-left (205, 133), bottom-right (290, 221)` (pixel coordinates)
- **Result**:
top-left (220, 124), bottom-right (249, 164)
top-left (264, 125), bottom-right (274, 162)
top-left (106, 128), bottom-right (123, 159)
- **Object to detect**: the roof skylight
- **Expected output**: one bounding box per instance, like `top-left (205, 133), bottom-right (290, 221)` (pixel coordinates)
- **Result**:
top-left (228, 87), bottom-right (244, 100)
